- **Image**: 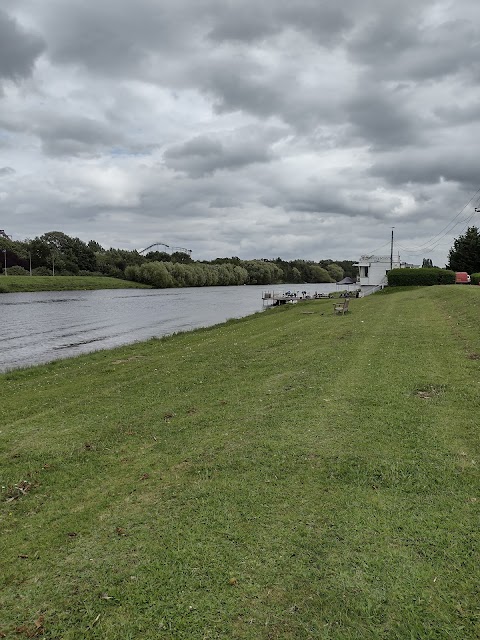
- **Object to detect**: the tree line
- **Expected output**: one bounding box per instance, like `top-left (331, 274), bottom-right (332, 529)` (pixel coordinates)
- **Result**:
top-left (0, 230), bottom-right (356, 287)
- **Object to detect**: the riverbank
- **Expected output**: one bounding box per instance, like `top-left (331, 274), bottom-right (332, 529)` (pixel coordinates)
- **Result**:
top-left (1, 286), bottom-right (479, 638)
top-left (0, 275), bottom-right (150, 292)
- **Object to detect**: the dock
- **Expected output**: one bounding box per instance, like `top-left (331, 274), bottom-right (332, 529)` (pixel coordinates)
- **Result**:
top-left (262, 291), bottom-right (333, 306)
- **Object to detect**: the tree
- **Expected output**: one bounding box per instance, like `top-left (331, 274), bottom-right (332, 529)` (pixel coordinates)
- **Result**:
top-left (309, 266), bottom-right (333, 283)
top-left (447, 226), bottom-right (480, 273)
top-left (326, 263), bottom-right (344, 282)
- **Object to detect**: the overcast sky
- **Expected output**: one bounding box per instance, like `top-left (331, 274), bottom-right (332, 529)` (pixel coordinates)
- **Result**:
top-left (1, 0), bottom-right (479, 263)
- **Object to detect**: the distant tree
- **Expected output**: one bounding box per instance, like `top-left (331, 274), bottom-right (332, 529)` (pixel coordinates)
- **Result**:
top-left (326, 263), bottom-right (344, 282)
top-left (88, 240), bottom-right (104, 253)
top-left (290, 267), bottom-right (303, 283)
top-left (309, 266), bottom-right (333, 283)
top-left (7, 265), bottom-right (29, 275)
top-left (171, 251), bottom-right (192, 264)
top-left (447, 226), bottom-right (480, 273)
top-left (422, 258), bottom-right (433, 268)
top-left (145, 251), bottom-right (171, 262)
top-left (38, 231), bottom-right (96, 273)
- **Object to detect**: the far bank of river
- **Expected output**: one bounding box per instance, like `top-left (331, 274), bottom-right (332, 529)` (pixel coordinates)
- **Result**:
top-left (0, 283), bottom-right (339, 372)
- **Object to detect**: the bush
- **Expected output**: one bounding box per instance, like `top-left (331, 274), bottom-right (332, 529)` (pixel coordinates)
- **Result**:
top-left (387, 268), bottom-right (455, 286)
top-left (471, 273), bottom-right (480, 285)
top-left (7, 265), bottom-right (29, 276)
top-left (32, 266), bottom-right (52, 276)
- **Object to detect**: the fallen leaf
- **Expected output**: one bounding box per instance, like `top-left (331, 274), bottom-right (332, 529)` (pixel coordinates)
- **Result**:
top-left (34, 616), bottom-right (44, 629)
top-left (140, 473), bottom-right (149, 481)
top-left (116, 527), bottom-right (127, 536)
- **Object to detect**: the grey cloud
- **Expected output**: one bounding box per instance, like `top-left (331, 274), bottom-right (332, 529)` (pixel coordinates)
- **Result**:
top-left (346, 88), bottom-right (420, 149)
top-left (0, 9), bottom-right (45, 81)
top-left (347, 10), bottom-right (480, 82)
top-left (30, 113), bottom-right (156, 158)
top-left (208, 1), bottom-right (350, 45)
top-left (2, 0), bottom-right (480, 267)
top-left (38, 0), bottom-right (194, 74)
top-left (370, 151), bottom-right (480, 187)
top-left (35, 115), bottom-right (123, 157)
top-left (164, 128), bottom-right (283, 177)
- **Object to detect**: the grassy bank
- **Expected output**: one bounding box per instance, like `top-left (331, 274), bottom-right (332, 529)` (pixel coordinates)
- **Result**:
top-left (1, 286), bottom-right (479, 639)
top-left (0, 275), bottom-right (150, 292)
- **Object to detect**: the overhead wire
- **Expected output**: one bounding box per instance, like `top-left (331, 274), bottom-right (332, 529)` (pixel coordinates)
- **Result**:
top-left (361, 240), bottom-right (391, 256)
top-left (393, 187), bottom-right (480, 256)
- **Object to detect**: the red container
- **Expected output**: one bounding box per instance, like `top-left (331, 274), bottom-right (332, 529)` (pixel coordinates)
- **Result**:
top-left (455, 272), bottom-right (471, 284)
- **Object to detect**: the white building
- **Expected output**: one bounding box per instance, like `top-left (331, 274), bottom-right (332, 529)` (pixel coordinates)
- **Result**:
top-left (354, 255), bottom-right (418, 288)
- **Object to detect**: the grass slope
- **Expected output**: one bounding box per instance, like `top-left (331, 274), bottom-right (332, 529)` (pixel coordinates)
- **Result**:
top-left (0, 276), bottom-right (149, 292)
top-left (1, 286), bottom-right (479, 639)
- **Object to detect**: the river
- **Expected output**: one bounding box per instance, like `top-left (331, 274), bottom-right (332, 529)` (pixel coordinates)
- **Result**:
top-left (0, 283), bottom-right (339, 372)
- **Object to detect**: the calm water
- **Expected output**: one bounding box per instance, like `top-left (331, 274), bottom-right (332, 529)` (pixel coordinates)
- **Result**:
top-left (0, 283), bottom-right (338, 372)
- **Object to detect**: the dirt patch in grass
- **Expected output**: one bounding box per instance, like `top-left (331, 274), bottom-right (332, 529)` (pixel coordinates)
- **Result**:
top-left (467, 353), bottom-right (480, 360)
top-left (3, 480), bottom-right (34, 503)
top-left (415, 385), bottom-right (445, 399)
top-left (111, 355), bottom-right (147, 365)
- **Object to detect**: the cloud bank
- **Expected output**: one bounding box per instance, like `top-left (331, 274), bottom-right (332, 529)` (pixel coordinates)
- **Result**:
top-left (1, 0), bottom-right (479, 264)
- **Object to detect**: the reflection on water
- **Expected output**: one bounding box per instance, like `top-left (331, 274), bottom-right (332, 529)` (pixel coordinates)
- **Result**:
top-left (0, 283), bottom-right (338, 372)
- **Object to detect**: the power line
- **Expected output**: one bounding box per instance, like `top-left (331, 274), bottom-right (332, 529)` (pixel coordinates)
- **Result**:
top-left (395, 187), bottom-right (480, 254)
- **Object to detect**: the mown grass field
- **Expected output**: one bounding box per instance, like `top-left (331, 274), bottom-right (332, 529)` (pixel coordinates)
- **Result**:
top-left (0, 276), bottom-right (149, 292)
top-left (1, 286), bottom-right (479, 639)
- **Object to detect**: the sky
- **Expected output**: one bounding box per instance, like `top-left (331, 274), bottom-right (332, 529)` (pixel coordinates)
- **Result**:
top-left (1, 0), bottom-right (480, 264)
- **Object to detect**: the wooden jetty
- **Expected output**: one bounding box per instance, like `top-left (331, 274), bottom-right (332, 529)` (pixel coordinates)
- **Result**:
top-left (262, 291), bottom-right (333, 306)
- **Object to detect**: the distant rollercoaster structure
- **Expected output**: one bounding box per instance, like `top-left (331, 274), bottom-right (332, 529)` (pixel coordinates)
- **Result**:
top-left (139, 242), bottom-right (192, 256)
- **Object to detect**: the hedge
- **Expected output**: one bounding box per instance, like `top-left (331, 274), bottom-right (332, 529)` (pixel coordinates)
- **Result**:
top-left (387, 268), bottom-right (455, 286)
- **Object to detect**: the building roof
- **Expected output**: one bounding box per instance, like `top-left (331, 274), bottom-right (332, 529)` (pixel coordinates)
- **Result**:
top-left (336, 277), bottom-right (357, 285)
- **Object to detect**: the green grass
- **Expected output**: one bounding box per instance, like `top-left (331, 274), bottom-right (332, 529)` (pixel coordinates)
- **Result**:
top-left (0, 275), bottom-right (150, 292)
top-left (1, 286), bottom-right (479, 639)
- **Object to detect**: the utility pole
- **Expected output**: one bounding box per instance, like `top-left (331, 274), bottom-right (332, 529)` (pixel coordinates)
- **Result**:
top-left (390, 227), bottom-right (395, 270)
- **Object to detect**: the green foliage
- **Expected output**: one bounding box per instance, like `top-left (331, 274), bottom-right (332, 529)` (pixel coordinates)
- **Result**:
top-left (388, 267), bottom-right (455, 286)
top-left (310, 265), bottom-right (334, 282)
top-left (326, 262), bottom-right (344, 281)
top-left (144, 251), bottom-right (171, 262)
top-left (1, 228), bottom-right (357, 289)
top-left (7, 265), bottom-right (29, 275)
top-left (32, 266), bottom-right (52, 276)
top-left (470, 272), bottom-right (480, 285)
top-left (243, 260), bottom-right (284, 284)
top-left (447, 226), bottom-right (480, 273)
top-left (170, 251), bottom-right (192, 264)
